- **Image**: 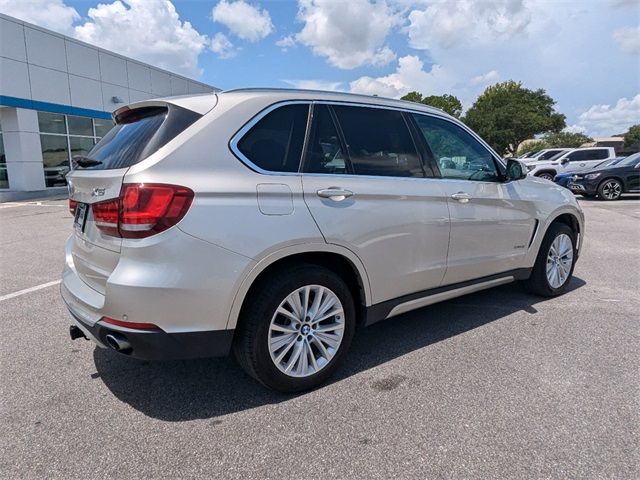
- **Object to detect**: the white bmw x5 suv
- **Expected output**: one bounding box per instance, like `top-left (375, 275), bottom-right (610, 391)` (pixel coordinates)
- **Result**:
top-left (63, 89), bottom-right (584, 392)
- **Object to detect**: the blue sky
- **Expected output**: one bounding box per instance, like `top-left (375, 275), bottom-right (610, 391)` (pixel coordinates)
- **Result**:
top-left (2, 0), bottom-right (639, 136)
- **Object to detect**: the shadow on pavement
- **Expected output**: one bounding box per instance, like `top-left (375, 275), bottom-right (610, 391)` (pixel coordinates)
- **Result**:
top-left (94, 277), bottom-right (586, 421)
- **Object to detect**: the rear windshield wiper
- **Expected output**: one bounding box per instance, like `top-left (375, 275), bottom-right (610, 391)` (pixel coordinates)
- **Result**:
top-left (73, 156), bottom-right (102, 168)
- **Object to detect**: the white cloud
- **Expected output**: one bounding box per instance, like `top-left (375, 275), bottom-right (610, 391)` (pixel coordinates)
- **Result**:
top-left (349, 55), bottom-right (454, 98)
top-left (295, 0), bottom-right (399, 69)
top-left (407, 0), bottom-right (533, 50)
top-left (210, 32), bottom-right (238, 59)
top-left (470, 70), bottom-right (499, 86)
top-left (0, 0), bottom-right (79, 35)
top-left (563, 125), bottom-right (587, 134)
top-left (74, 0), bottom-right (207, 77)
top-left (212, 0), bottom-right (273, 42)
top-left (283, 79), bottom-right (344, 91)
top-left (612, 26), bottom-right (640, 55)
top-left (276, 35), bottom-right (296, 51)
top-left (573, 95), bottom-right (640, 136)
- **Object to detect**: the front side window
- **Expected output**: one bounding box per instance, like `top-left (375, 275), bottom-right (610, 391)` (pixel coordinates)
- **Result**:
top-left (332, 105), bottom-right (423, 178)
top-left (567, 150), bottom-right (589, 162)
top-left (412, 114), bottom-right (500, 182)
top-left (237, 104), bottom-right (309, 173)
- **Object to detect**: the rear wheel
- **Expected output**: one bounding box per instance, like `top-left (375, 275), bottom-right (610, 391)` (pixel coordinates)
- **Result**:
top-left (597, 178), bottom-right (623, 200)
top-left (233, 265), bottom-right (355, 392)
top-left (524, 223), bottom-right (576, 297)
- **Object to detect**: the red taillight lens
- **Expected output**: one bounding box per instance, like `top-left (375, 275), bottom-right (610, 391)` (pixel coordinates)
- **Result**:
top-left (69, 199), bottom-right (77, 215)
top-left (91, 183), bottom-right (194, 239)
top-left (92, 198), bottom-right (120, 237)
top-left (102, 316), bottom-right (161, 330)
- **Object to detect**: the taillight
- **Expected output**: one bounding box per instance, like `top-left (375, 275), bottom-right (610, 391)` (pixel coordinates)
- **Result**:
top-left (92, 183), bottom-right (194, 239)
top-left (69, 199), bottom-right (77, 215)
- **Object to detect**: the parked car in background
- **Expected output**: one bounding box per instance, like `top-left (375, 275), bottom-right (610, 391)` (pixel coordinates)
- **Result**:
top-left (62, 89), bottom-right (584, 392)
top-left (554, 157), bottom-right (624, 193)
top-left (521, 148), bottom-right (571, 162)
top-left (526, 147), bottom-right (616, 180)
top-left (557, 152), bottom-right (640, 200)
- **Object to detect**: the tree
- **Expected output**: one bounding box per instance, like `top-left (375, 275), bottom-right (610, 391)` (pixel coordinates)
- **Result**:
top-left (544, 131), bottom-right (593, 148)
top-left (400, 92), bottom-right (463, 118)
top-left (517, 140), bottom-right (549, 156)
top-left (463, 80), bottom-right (566, 156)
top-left (624, 124), bottom-right (640, 148)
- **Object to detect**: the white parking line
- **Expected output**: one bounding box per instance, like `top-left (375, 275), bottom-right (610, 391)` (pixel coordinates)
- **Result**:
top-left (0, 280), bottom-right (61, 302)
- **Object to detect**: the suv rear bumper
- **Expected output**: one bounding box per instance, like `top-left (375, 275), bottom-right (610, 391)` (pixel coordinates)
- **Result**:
top-left (66, 305), bottom-right (234, 360)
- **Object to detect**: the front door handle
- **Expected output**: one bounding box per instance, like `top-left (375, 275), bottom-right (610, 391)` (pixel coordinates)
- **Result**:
top-left (451, 192), bottom-right (471, 203)
top-left (317, 188), bottom-right (354, 201)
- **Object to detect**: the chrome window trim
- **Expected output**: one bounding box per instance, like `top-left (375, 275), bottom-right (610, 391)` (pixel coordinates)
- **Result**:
top-left (228, 98), bottom-right (504, 177)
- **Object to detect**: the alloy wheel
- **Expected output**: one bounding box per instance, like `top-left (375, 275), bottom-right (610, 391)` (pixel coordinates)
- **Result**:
top-left (601, 180), bottom-right (622, 200)
top-left (546, 233), bottom-right (574, 289)
top-left (268, 285), bottom-right (345, 378)
top-left (538, 173), bottom-right (554, 181)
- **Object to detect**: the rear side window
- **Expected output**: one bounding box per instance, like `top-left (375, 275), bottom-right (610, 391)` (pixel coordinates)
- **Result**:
top-left (237, 104), bottom-right (309, 172)
top-left (79, 106), bottom-right (201, 170)
top-left (331, 105), bottom-right (423, 178)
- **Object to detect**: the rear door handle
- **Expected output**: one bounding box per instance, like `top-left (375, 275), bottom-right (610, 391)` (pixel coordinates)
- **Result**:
top-left (317, 188), bottom-right (354, 201)
top-left (451, 192), bottom-right (471, 203)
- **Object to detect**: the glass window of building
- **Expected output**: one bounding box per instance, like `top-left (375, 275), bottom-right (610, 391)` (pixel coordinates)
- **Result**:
top-left (36, 112), bottom-right (115, 187)
top-left (0, 121), bottom-right (8, 189)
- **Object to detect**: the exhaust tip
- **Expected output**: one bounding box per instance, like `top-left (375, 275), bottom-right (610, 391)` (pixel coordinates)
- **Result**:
top-left (105, 333), bottom-right (132, 353)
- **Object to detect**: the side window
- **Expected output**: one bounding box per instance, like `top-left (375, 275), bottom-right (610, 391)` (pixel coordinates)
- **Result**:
top-left (411, 114), bottom-right (500, 182)
top-left (237, 104), bottom-right (309, 172)
top-left (331, 105), bottom-right (424, 178)
top-left (304, 104), bottom-right (348, 175)
top-left (592, 150), bottom-right (609, 160)
top-left (568, 150), bottom-right (588, 162)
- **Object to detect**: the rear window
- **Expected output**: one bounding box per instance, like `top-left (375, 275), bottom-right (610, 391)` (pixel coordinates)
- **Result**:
top-left (77, 105), bottom-right (201, 170)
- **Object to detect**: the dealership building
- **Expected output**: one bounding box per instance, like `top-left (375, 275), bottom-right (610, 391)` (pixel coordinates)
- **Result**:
top-left (0, 13), bottom-right (216, 201)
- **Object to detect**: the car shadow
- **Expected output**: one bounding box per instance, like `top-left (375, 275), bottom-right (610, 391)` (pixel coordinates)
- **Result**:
top-left (93, 277), bottom-right (586, 421)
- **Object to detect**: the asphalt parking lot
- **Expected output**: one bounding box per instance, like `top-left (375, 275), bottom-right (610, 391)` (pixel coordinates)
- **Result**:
top-left (1, 196), bottom-right (638, 479)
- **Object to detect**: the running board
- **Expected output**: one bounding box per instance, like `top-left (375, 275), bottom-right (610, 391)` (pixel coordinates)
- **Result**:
top-left (385, 276), bottom-right (514, 319)
top-left (363, 268), bottom-right (531, 326)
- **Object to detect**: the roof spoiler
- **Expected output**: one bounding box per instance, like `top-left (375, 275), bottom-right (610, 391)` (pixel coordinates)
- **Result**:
top-left (112, 93), bottom-right (218, 122)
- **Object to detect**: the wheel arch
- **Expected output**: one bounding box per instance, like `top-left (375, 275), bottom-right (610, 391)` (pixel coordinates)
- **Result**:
top-left (226, 244), bottom-right (372, 330)
top-left (535, 169), bottom-right (557, 179)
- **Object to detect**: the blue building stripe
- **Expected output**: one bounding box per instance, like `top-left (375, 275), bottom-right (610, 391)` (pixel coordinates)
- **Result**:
top-left (0, 95), bottom-right (113, 119)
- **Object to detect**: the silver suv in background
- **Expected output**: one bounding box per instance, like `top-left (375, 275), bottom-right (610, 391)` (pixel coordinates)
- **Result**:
top-left (63, 89), bottom-right (584, 392)
top-left (526, 147), bottom-right (616, 180)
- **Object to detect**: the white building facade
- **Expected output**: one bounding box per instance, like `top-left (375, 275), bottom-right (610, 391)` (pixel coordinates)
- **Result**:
top-left (0, 13), bottom-right (216, 201)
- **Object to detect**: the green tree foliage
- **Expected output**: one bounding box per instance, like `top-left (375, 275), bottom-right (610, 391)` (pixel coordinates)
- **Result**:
top-left (517, 140), bottom-right (549, 156)
top-left (624, 124), bottom-right (640, 148)
top-left (401, 92), bottom-right (463, 118)
top-left (463, 81), bottom-right (566, 156)
top-left (544, 131), bottom-right (592, 148)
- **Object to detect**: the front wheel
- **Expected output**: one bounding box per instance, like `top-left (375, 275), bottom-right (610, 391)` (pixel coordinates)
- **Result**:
top-left (233, 265), bottom-right (355, 392)
top-left (524, 223), bottom-right (576, 297)
top-left (597, 178), bottom-right (623, 200)
top-left (537, 172), bottom-right (555, 181)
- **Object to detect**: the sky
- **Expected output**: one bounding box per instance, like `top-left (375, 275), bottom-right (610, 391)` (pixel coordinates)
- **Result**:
top-left (1, 0), bottom-right (638, 136)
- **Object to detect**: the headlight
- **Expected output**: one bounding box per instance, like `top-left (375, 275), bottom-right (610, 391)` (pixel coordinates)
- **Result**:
top-left (585, 173), bottom-right (601, 180)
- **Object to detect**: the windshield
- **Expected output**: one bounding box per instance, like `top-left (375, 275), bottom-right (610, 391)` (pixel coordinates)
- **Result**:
top-left (548, 151), bottom-right (567, 161)
top-left (616, 152), bottom-right (640, 167)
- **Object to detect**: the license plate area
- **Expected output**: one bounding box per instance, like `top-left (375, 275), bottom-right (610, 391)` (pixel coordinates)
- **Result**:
top-left (74, 202), bottom-right (88, 232)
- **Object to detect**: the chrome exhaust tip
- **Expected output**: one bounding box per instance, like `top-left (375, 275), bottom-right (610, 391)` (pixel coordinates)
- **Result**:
top-left (105, 333), bottom-right (132, 353)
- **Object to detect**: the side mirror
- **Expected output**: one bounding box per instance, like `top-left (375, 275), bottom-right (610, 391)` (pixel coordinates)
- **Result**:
top-left (560, 158), bottom-right (569, 165)
top-left (505, 159), bottom-right (527, 182)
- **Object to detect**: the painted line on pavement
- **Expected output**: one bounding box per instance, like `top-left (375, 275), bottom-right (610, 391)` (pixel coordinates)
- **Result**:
top-left (0, 280), bottom-right (61, 302)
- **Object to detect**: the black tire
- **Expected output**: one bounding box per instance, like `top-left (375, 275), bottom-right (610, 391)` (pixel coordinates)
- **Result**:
top-left (523, 223), bottom-right (576, 297)
top-left (597, 178), bottom-right (623, 201)
top-left (233, 264), bottom-right (356, 393)
top-left (536, 171), bottom-right (556, 181)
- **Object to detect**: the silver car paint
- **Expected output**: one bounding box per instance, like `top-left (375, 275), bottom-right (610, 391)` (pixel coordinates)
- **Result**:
top-left (63, 88), bottom-right (584, 340)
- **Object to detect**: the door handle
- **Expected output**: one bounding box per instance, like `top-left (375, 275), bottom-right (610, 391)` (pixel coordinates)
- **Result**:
top-left (451, 192), bottom-right (471, 203)
top-left (317, 188), bottom-right (354, 201)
